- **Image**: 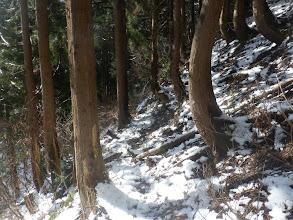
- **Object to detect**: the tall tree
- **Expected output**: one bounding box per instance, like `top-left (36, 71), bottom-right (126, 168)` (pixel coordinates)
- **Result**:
top-left (150, 0), bottom-right (169, 102)
top-left (66, 0), bottom-right (108, 216)
top-left (114, 0), bottom-right (131, 129)
top-left (169, 0), bottom-right (174, 58)
top-left (171, 0), bottom-right (187, 103)
top-left (35, 0), bottom-right (61, 185)
top-left (252, 0), bottom-right (284, 45)
top-left (180, 0), bottom-right (186, 61)
top-left (233, 0), bottom-right (250, 42)
top-left (219, 0), bottom-right (234, 44)
top-left (188, 0), bottom-right (195, 44)
top-left (189, 0), bottom-right (232, 163)
top-left (19, 0), bottom-right (44, 192)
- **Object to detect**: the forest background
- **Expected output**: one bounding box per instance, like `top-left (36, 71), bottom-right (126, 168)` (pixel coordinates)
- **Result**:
top-left (0, 0), bottom-right (293, 219)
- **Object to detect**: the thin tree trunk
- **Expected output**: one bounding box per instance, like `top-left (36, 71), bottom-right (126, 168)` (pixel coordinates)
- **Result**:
top-left (180, 0), bottom-right (186, 61)
top-left (114, 0), bottom-right (131, 129)
top-left (219, 0), bottom-right (233, 44)
top-left (233, 0), bottom-right (250, 42)
top-left (66, 0), bottom-right (108, 216)
top-left (19, 0), bottom-right (44, 192)
top-left (189, 0), bottom-right (232, 162)
top-left (150, 0), bottom-right (169, 102)
top-left (35, 0), bottom-right (61, 186)
top-left (171, 0), bottom-right (187, 103)
top-left (169, 0), bottom-right (174, 58)
top-left (252, 0), bottom-right (284, 45)
top-left (7, 125), bottom-right (20, 199)
top-left (189, 0), bottom-right (195, 44)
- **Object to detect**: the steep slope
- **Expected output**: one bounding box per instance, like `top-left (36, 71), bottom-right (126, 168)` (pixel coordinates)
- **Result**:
top-left (6, 0), bottom-right (293, 219)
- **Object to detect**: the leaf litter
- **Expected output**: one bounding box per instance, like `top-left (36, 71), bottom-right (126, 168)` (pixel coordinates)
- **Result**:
top-left (7, 0), bottom-right (293, 219)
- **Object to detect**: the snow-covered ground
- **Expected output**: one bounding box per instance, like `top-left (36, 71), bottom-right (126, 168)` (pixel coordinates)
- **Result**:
top-left (3, 0), bottom-right (293, 219)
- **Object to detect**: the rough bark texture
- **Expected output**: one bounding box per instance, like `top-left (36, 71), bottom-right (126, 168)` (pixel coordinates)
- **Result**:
top-left (19, 0), bottom-right (44, 192)
top-left (189, 0), bottom-right (232, 161)
top-left (252, 0), bottom-right (284, 45)
top-left (35, 0), bottom-right (61, 184)
top-left (114, 0), bottom-right (131, 129)
top-left (150, 0), bottom-right (169, 102)
top-left (66, 0), bottom-right (108, 216)
top-left (171, 0), bottom-right (187, 103)
top-left (233, 0), bottom-right (250, 42)
top-left (219, 0), bottom-right (233, 44)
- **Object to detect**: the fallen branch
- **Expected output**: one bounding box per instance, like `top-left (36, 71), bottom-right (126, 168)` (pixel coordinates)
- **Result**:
top-left (133, 130), bottom-right (197, 161)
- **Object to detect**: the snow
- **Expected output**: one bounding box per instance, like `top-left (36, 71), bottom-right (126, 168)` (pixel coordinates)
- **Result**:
top-left (2, 0), bottom-right (293, 219)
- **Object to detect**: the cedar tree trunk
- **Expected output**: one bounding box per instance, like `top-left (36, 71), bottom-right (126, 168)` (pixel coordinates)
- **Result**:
top-left (252, 0), bottom-right (284, 45)
top-left (150, 0), bottom-right (169, 102)
top-left (19, 0), bottom-right (44, 192)
top-left (169, 0), bottom-right (174, 58)
top-left (114, 0), bottom-right (131, 129)
top-left (189, 0), bottom-right (232, 162)
top-left (189, 0), bottom-right (195, 44)
top-left (180, 0), bottom-right (186, 61)
top-left (35, 0), bottom-right (61, 184)
top-left (219, 0), bottom-right (233, 44)
top-left (171, 0), bottom-right (187, 103)
top-left (233, 0), bottom-right (250, 42)
top-left (66, 0), bottom-right (108, 216)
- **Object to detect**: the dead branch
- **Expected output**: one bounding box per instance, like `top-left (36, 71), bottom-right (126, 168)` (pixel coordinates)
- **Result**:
top-left (133, 130), bottom-right (197, 161)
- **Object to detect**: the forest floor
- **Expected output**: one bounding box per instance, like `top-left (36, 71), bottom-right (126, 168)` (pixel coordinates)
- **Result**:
top-left (4, 0), bottom-right (293, 219)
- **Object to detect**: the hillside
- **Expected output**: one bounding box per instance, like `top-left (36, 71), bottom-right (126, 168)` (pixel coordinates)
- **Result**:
top-left (3, 0), bottom-right (293, 219)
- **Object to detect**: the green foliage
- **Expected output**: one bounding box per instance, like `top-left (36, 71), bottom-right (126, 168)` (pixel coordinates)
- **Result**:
top-left (0, 0), bottom-right (26, 118)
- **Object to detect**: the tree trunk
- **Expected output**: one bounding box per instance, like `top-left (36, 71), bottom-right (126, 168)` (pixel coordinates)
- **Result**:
top-left (150, 0), bottom-right (169, 102)
top-left (189, 0), bottom-right (195, 45)
top-left (252, 0), bottom-right (284, 45)
top-left (66, 0), bottom-right (108, 216)
top-left (35, 0), bottom-right (61, 186)
top-left (114, 0), bottom-right (131, 129)
top-left (7, 125), bottom-right (20, 199)
top-left (189, 0), bottom-right (232, 162)
top-left (180, 0), bottom-right (186, 61)
top-left (169, 0), bottom-right (174, 58)
top-left (219, 0), bottom-right (233, 44)
top-left (171, 0), bottom-right (187, 103)
top-left (233, 0), bottom-right (250, 42)
top-left (19, 0), bottom-right (44, 192)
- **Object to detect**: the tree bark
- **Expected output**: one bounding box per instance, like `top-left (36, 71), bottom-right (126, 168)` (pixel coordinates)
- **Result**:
top-left (35, 0), bottom-right (61, 185)
top-left (180, 0), bottom-right (186, 61)
top-left (169, 0), bottom-right (174, 58)
top-left (6, 124), bottom-right (20, 199)
top-left (114, 0), bottom-right (131, 129)
top-left (219, 0), bottom-right (233, 44)
top-left (19, 0), bottom-right (44, 192)
top-left (189, 0), bottom-right (232, 162)
top-left (189, 0), bottom-right (195, 44)
top-left (171, 0), bottom-right (187, 103)
top-left (252, 0), bottom-right (284, 45)
top-left (66, 0), bottom-right (108, 216)
top-left (150, 0), bottom-right (169, 102)
top-left (233, 0), bottom-right (250, 42)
